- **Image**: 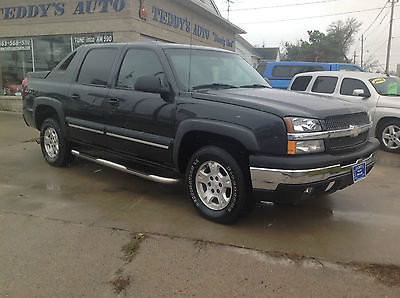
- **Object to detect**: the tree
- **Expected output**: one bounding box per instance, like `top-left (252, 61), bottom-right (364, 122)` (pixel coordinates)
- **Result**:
top-left (283, 18), bottom-right (361, 63)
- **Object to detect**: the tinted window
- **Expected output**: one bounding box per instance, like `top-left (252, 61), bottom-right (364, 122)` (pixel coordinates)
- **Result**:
top-left (340, 78), bottom-right (370, 96)
top-left (290, 76), bottom-right (312, 91)
top-left (78, 48), bottom-right (117, 86)
top-left (272, 65), bottom-right (324, 78)
top-left (117, 49), bottom-right (165, 89)
top-left (311, 76), bottom-right (338, 94)
top-left (339, 65), bottom-right (362, 72)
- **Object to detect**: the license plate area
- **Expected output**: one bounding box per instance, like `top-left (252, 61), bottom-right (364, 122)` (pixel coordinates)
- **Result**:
top-left (352, 162), bottom-right (366, 183)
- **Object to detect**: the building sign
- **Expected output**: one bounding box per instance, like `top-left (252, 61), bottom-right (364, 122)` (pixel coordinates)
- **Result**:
top-left (150, 6), bottom-right (234, 49)
top-left (73, 32), bottom-right (113, 48)
top-left (0, 38), bottom-right (31, 51)
top-left (0, 0), bottom-right (125, 20)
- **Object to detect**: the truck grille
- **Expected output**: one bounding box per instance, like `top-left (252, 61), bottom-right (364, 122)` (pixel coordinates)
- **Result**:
top-left (320, 113), bottom-right (369, 131)
top-left (321, 113), bottom-right (369, 152)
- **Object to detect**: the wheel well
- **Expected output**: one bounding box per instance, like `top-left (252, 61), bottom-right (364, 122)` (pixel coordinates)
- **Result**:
top-left (177, 131), bottom-right (250, 174)
top-left (376, 117), bottom-right (400, 136)
top-left (35, 105), bottom-right (58, 130)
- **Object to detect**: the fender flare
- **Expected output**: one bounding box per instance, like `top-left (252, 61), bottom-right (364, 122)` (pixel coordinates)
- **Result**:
top-left (33, 97), bottom-right (67, 135)
top-left (173, 119), bottom-right (260, 169)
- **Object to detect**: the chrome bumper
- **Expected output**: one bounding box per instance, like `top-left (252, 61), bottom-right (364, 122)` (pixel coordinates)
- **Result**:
top-left (250, 153), bottom-right (375, 191)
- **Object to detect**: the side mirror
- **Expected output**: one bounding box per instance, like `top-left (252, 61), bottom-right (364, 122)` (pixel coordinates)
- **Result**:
top-left (134, 75), bottom-right (170, 95)
top-left (353, 89), bottom-right (370, 98)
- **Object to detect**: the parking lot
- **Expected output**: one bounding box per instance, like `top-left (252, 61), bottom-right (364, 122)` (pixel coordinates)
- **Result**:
top-left (1, 111), bottom-right (400, 296)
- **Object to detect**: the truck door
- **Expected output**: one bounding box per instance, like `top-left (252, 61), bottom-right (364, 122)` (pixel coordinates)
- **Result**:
top-left (105, 47), bottom-right (176, 165)
top-left (66, 47), bottom-right (119, 147)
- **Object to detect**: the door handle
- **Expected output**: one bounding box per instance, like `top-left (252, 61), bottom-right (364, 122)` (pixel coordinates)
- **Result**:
top-left (108, 98), bottom-right (120, 106)
top-left (71, 93), bottom-right (80, 100)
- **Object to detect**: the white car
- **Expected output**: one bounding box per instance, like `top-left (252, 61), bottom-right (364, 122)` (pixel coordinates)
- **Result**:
top-left (288, 71), bottom-right (400, 153)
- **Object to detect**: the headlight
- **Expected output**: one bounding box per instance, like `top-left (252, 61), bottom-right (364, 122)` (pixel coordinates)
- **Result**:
top-left (284, 117), bottom-right (322, 133)
top-left (287, 140), bottom-right (325, 155)
top-left (284, 117), bottom-right (324, 154)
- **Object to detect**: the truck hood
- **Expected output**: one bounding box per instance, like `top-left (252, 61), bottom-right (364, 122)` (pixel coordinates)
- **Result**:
top-left (192, 88), bottom-right (365, 119)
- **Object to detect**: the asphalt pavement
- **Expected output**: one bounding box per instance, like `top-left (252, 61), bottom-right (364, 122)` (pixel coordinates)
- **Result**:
top-left (1, 111), bottom-right (400, 297)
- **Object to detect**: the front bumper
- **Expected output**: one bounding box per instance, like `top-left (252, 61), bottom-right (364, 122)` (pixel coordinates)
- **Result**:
top-left (250, 138), bottom-right (379, 192)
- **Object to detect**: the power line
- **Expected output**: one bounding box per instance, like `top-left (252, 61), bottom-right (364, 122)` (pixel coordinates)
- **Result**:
top-left (362, 1), bottom-right (388, 36)
top-left (239, 7), bottom-right (386, 25)
top-left (223, 0), bottom-right (344, 12)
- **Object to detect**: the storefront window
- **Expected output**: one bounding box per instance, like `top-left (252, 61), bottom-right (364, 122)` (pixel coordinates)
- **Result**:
top-left (33, 36), bottom-right (72, 72)
top-left (0, 33), bottom-right (113, 97)
top-left (0, 39), bottom-right (33, 96)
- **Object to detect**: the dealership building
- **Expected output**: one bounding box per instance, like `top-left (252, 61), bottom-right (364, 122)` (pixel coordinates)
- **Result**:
top-left (0, 0), bottom-right (246, 102)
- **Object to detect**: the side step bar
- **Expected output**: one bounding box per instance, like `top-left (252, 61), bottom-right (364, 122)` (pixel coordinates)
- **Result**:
top-left (71, 150), bottom-right (180, 185)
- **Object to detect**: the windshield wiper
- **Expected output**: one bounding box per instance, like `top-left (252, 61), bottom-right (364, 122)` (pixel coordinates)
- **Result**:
top-left (191, 83), bottom-right (238, 90)
top-left (239, 84), bottom-right (269, 88)
top-left (380, 94), bottom-right (400, 96)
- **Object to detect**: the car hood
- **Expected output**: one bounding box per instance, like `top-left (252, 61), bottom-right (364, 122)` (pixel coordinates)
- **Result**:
top-left (192, 88), bottom-right (365, 119)
top-left (377, 95), bottom-right (400, 108)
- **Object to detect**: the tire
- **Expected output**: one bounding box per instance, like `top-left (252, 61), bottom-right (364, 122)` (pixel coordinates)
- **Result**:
top-left (377, 119), bottom-right (400, 153)
top-left (186, 146), bottom-right (248, 224)
top-left (40, 118), bottom-right (72, 167)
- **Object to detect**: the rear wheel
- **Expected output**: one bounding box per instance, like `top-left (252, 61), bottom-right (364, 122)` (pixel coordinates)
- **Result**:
top-left (40, 118), bottom-right (72, 167)
top-left (186, 146), bottom-right (248, 224)
top-left (377, 119), bottom-right (400, 153)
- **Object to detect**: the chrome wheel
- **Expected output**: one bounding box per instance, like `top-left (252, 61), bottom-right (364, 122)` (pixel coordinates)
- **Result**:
top-left (44, 127), bottom-right (59, 159)
top-left (195, 161), bottom-right (232, 211)
top-left (382, 125), bottom-right (400, 150)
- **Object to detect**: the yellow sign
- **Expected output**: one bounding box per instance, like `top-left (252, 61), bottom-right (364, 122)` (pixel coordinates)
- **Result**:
top-left (372, 78), bottom-right (386, 84)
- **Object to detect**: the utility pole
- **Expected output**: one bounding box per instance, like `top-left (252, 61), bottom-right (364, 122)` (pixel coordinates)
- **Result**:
top-left (385, 0), bottom-right (398, 74)
top-left (226, 0), bottom-right (234, 21)
top-left (361, 34), bottom-right (364, 68)
top-left (353, 50), bottom-right (357, 64)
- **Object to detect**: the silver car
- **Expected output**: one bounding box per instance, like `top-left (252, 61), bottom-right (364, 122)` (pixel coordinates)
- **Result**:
top-left (288, 71), bottom-right (400, 153)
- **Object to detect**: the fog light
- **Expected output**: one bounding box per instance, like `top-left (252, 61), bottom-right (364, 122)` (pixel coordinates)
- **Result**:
top-left (304, 187), bottom-right (313, 194)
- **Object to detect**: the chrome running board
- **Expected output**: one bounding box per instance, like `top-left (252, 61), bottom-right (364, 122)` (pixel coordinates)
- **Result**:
top-left (71, 150), bottom-right (180, 185)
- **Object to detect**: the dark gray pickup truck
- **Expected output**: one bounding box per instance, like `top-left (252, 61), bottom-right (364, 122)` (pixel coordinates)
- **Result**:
top-left (22, 42), bottom-right (379, 223)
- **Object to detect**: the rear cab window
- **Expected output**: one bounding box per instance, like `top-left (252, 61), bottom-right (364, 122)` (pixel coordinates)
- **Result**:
top-left (290, 76), bottom-right (312, 91)
top-left (311, 76), bottom-right (338, 94)
top-left (77, 48), bottom-right (118, 86)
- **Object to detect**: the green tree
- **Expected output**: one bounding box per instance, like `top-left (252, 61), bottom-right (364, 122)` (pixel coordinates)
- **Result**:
top-left (283, 18), bottom-right (361, 63)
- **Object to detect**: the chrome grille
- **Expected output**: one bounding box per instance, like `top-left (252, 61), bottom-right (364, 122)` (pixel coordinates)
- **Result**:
top-left (321, 113), bottom-right (369, 152)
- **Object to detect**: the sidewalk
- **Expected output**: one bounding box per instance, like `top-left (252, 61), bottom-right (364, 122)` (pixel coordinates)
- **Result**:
top-left (1, 211), bottom-right (399, 297)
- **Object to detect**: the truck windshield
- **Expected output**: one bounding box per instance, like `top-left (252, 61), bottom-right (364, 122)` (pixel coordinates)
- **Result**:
top-left (369, 77), bottom-right (400, 96)
top-left (165, 49), bottom-right (269, 90)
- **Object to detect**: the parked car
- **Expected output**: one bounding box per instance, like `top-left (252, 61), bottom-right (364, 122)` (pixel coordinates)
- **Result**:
top-left (288, 71), bottom-right (400, 153)
top-left (22, 43), bottom-right (378, 223)
top-left (257, 61), bottom-right (364, 89)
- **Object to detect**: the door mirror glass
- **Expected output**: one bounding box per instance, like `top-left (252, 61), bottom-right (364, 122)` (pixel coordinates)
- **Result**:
top-left (134, 75), bottom-right (169, 94)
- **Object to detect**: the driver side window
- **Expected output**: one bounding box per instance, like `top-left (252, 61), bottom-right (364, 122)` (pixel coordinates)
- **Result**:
top-left (117, 49), bottom-right (165, 89)
top-left (340, 78), bottom-right (370, 97)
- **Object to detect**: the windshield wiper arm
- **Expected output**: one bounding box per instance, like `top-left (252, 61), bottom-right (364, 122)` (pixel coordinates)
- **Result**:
top-left (239, 84), bottom-right (269, 88)
top-left (191, 83), bottom-right (238, 90)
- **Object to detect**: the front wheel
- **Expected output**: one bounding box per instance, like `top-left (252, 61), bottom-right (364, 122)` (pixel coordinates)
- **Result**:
top-left (377, 119), bottom-right (400, 153)
top-left (40, 118), bottom-right (72, 167)
top-left (186, 146), bottom-right (248, 224)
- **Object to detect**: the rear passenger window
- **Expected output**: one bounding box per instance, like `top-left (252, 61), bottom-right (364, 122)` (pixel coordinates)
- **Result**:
top-left (340, 78), bottom-right (370, 96)
top-left (78, 48), bottom-right (118, 86)
top-left (290, 76), bottom-right (312, 91)
top-left (272, 65), bottom-right (324, 78)
top-left (117, 49), bottom-right (165, 89)
top-left (311, 76), bottom-right (338, 94)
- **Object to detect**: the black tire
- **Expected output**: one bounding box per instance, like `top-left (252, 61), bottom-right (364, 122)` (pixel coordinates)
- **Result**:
top-left (377, 119), bottom-right (400, 153)
top-left (186, 146), bottom-right (248, 224)
top-left (40, 118), bottom-right (72, 167)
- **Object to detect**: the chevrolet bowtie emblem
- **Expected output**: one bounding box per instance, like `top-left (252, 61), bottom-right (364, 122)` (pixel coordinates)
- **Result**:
top-left (349, 125), bottom-right (361, 137)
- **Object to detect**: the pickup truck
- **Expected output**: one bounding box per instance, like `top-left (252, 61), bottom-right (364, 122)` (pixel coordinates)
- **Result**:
top-left (22, 43), bottom-right (379, 223)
